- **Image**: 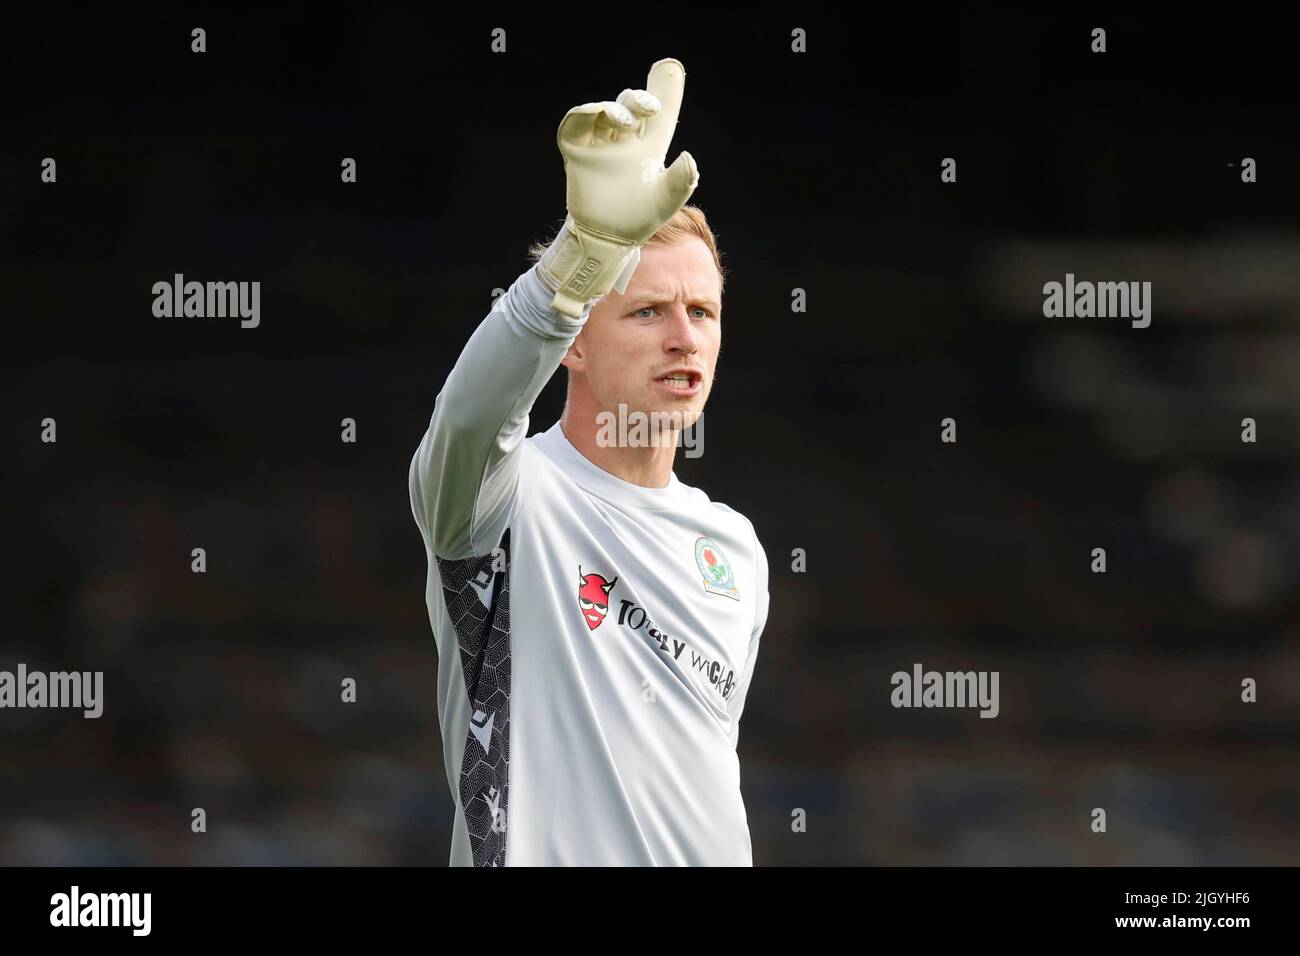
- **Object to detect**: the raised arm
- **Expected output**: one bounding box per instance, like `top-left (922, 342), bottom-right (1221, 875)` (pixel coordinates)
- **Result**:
top-left (409, 58), bottom-right (700, 560)
top-left (408, 267), bottom-right (585, 559)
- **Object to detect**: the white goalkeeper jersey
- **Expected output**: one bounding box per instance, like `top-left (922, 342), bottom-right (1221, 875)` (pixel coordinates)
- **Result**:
top-left (409, 263), bottom-right (769, 867)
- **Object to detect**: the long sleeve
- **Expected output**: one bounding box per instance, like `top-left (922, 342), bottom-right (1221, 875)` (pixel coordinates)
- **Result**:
top-left (409, 263), bottom-right (591, 560)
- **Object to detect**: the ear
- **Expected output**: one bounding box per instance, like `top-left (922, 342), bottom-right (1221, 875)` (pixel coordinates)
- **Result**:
top-left (560, 335), bottom-right (586, 374)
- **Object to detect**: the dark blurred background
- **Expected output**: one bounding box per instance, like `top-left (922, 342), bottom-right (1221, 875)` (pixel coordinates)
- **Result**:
top-left (2, 7), bottom-right (1298, 865)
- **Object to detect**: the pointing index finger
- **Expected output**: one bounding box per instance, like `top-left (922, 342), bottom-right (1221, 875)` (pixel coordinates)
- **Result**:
top-left (641, 58), bottom-right (686, 157)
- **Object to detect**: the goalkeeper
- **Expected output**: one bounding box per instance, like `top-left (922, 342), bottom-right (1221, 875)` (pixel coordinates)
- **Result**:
top-left (409, 58), bottom-right (769, 866)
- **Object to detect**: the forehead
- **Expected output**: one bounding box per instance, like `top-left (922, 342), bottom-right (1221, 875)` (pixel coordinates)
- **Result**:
top-left (624, 237), bottom-right (722, 302)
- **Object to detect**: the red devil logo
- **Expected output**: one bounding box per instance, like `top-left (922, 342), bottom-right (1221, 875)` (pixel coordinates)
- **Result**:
top-left (578, 567), bottom-right (618, 631)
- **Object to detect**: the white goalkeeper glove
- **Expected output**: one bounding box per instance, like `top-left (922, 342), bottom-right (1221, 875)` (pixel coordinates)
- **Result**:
top-left (537, 57), bottom-right (700, 318)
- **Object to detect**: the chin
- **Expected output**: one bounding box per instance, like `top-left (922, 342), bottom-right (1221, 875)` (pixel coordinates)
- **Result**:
top-left (599, 398), bottom-right (703, 443)
top-left (655, 405), bottom-right (705, 439)
top-left (674, 405), bottom-right (705, 428)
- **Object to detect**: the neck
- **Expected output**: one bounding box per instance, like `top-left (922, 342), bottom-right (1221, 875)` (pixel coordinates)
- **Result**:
top-left (561, 398), bottom-right (679, 489)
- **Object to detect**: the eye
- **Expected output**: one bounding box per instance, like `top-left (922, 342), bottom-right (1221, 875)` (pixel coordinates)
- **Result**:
top-left (631, 307), bottom-right (657, 319)
top-left (580, 598), bottom-right (593, 609)
top-left (690, 307), bottom-right (712, 319)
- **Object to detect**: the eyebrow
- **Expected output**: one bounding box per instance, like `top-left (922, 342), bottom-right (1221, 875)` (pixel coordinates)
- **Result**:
top-left (628, 294), bottom-right (721, 310)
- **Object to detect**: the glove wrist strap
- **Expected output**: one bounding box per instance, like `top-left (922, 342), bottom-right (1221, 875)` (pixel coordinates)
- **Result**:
top-left (537, 214), bottom-right (639, 319)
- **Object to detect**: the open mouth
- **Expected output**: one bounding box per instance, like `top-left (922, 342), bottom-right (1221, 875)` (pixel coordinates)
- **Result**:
top-left (655, 370), bottom-right (703, 393)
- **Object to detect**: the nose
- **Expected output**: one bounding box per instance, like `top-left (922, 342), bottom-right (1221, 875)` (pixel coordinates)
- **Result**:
top-left (662, 304), bottom-right (699, 355)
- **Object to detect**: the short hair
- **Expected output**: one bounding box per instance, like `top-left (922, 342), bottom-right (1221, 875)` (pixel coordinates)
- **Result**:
top-left (527, 205), bottom-right (727, 294)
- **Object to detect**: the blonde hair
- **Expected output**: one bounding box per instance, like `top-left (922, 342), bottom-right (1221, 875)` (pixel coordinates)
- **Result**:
top-left (528, 205), bottom-right (727, 293)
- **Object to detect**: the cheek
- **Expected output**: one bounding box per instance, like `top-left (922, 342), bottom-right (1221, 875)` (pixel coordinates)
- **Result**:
top-left (702, 331), bottom-right (722, 373)
top-left (590, 331), bottom-right (653, 390)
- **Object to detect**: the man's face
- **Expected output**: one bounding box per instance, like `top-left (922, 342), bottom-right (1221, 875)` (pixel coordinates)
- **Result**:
top-left (563, 236), bottom-right (722, 430)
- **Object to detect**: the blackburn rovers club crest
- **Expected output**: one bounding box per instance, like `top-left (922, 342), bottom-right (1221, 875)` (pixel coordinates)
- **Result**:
top-left (695, 537), bottom-right (739, 600)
